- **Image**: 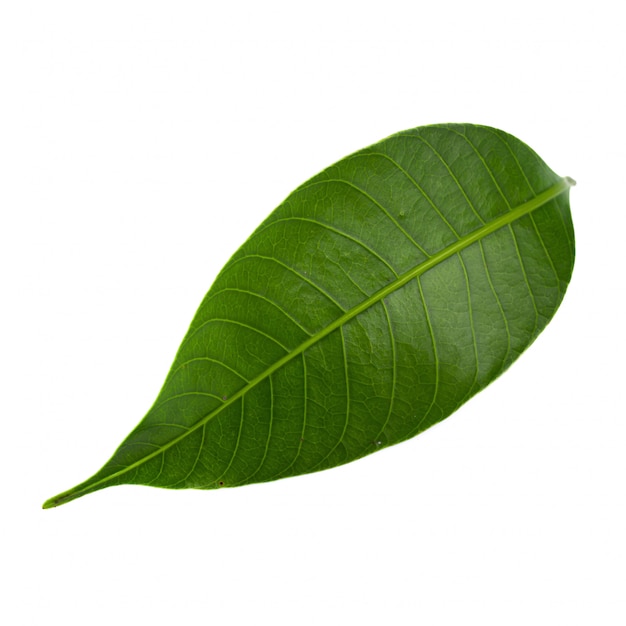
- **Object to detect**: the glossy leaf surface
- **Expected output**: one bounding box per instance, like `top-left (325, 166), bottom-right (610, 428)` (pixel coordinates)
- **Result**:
top-left (44, 124), bottom-right (575, 508)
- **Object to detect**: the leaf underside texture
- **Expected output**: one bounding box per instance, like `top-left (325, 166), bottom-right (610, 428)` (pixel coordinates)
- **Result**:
top-left (44, 124), bottom-right (575, 508)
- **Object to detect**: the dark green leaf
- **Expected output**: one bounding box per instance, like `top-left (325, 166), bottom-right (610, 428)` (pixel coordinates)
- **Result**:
top-left (43, 124), bottom-right (575, 508)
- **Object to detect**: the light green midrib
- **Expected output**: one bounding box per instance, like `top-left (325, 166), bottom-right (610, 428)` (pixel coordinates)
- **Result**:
top-left (44, 176), bottom-right (574, 508)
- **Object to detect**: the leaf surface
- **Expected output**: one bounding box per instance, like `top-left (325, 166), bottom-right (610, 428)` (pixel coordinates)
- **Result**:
top-left (44, 124), bottom-right (575, 508)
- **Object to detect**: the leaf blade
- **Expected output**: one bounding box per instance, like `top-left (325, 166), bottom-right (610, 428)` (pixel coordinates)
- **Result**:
top-left (43, 124), bottom-right (575, 508)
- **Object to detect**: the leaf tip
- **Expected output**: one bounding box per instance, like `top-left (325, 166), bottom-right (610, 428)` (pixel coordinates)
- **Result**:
top-left (42, 489), bottom-right (79, 510)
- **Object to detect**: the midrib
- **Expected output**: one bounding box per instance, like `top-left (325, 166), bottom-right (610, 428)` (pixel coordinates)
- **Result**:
top-left (45, 176), bottom-right (574, 507)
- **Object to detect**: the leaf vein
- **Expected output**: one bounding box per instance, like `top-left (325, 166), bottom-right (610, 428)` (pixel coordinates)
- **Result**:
top-left (221, 254), bottom-right (346, 312)
top-left (396, 131), bottom-right (486, 225)
top-left (199, 287), bottom-right (312, 335)
top-left (344, 151), bottom-right (461, 237)
top-left (409, 277), bottom-right (439, 436)
top-left (297, 177), bottom-right (430, 256)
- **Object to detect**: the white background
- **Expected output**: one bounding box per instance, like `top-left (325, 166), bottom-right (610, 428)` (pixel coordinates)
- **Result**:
top-left (2, 1), bottom-right (625, 624)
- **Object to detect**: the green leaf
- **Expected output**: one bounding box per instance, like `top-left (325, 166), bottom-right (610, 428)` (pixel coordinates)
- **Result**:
top-left (43, 124), bottom-right (575, 508)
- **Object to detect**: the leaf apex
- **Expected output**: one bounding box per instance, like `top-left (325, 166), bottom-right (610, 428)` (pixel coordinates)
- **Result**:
top-left (42, 488), bottom-right (83, 509)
